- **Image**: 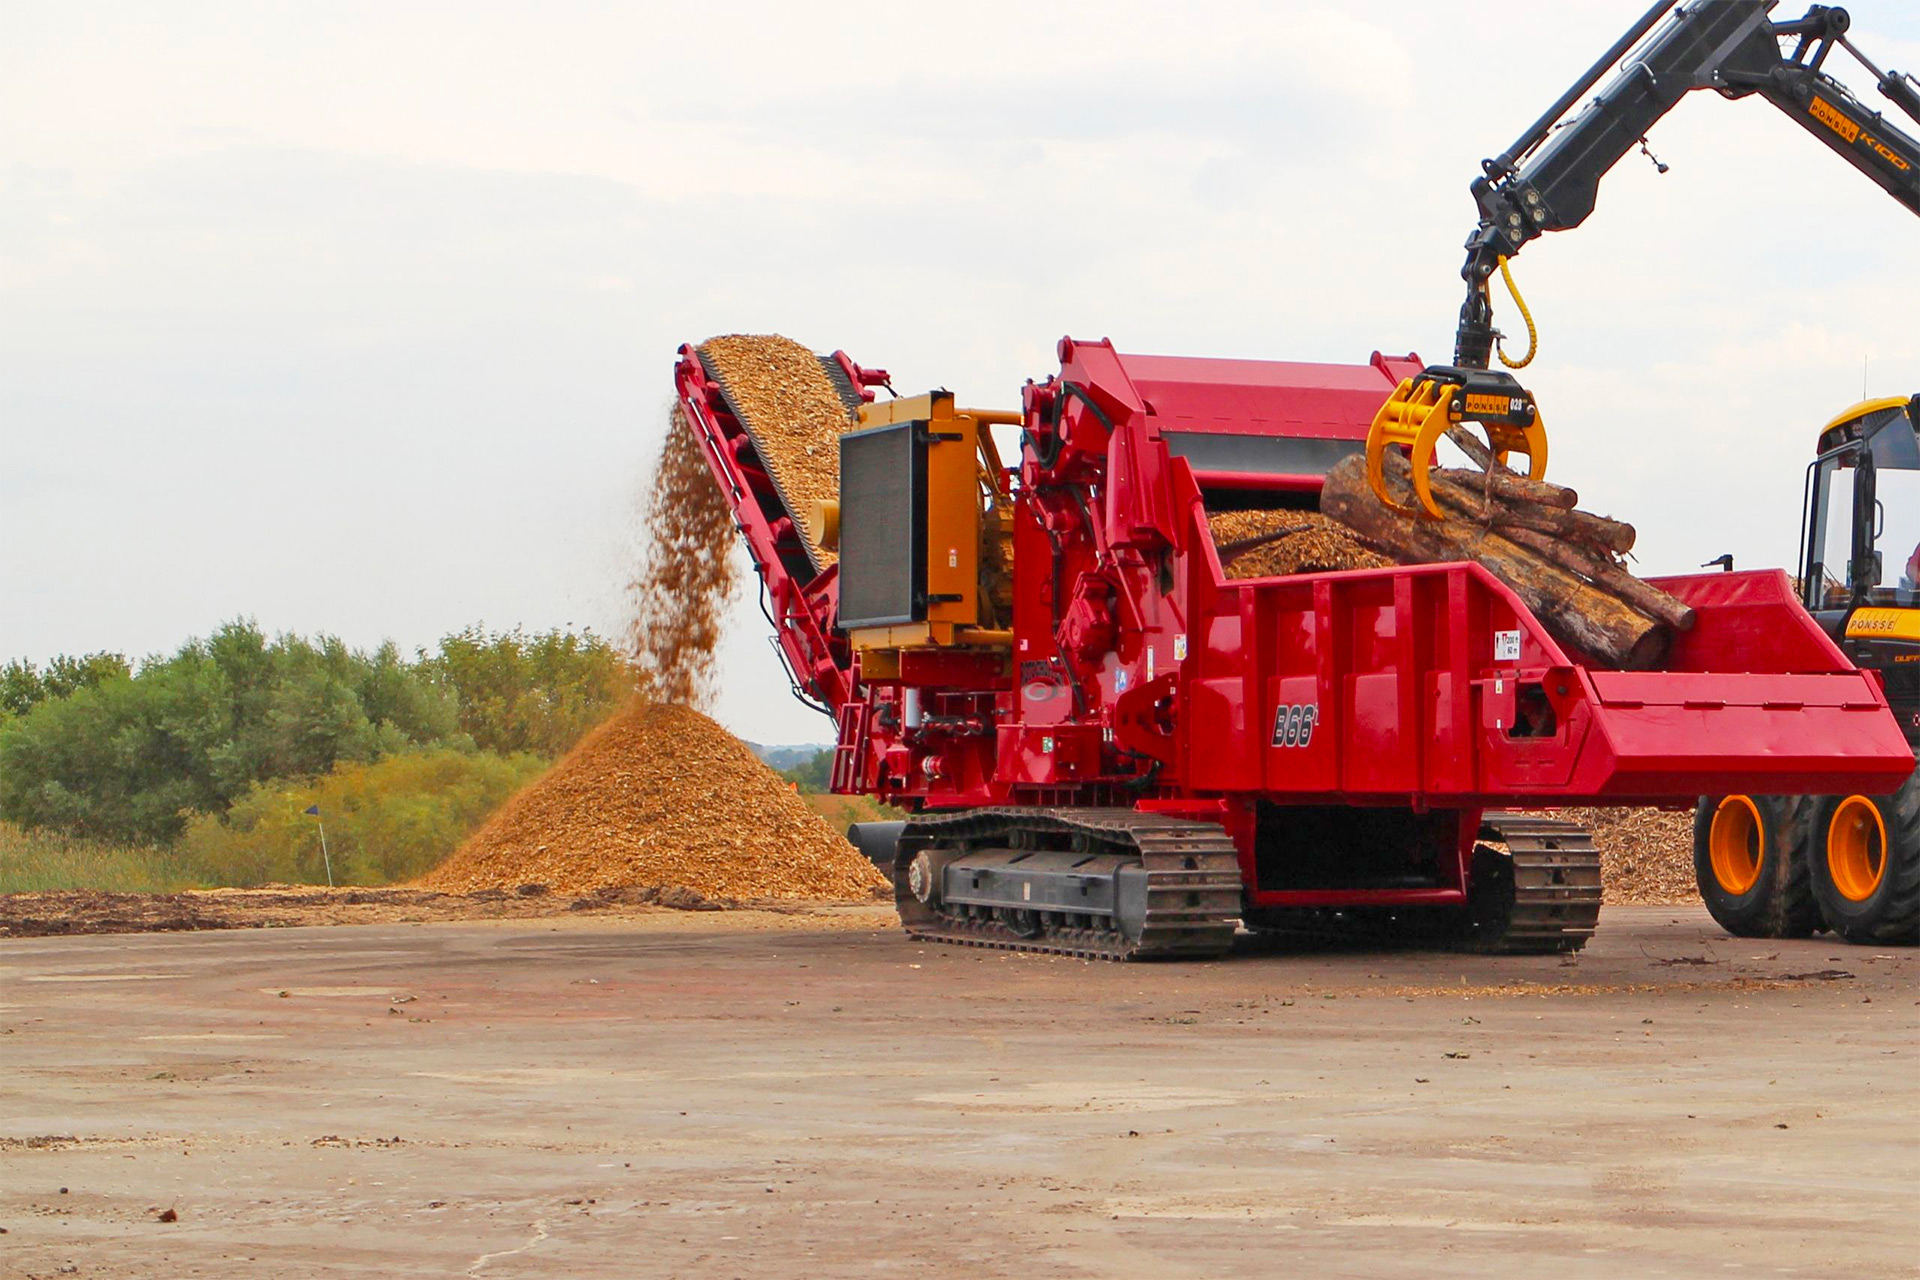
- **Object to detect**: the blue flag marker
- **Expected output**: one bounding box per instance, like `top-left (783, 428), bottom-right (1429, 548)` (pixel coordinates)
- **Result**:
top-left (304, 805), bottom-right (320, 816)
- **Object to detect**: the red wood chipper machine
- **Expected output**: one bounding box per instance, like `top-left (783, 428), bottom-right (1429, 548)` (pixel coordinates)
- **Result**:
top-left (671, 334), bottom-right (1912, 960)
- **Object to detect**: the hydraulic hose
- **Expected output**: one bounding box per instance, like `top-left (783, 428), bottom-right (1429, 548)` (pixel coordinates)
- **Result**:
top-left (1494, 255), bottom-right (1538, 370)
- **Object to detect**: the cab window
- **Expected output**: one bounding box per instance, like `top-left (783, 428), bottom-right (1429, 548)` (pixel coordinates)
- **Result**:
top-left (1810, 408), bottom-right (1920, 608)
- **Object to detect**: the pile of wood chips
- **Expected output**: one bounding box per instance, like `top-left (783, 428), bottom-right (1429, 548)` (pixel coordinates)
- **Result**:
top-left (1208, 510), bottom-right (1391, 579)
top-left (421, 702), bottom-right (889, 902)
top-left (1560, 807), bottom-right (1697, 904)
top-left (698, 333), bottom-right (857, 568)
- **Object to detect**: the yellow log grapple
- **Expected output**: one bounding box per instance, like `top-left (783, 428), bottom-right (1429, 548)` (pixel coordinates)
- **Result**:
top-left (1364, 368), bottom-right (1548, 519)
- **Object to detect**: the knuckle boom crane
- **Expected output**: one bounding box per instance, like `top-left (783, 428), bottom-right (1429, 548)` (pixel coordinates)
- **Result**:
top-left (1367, 0), bottom-right (1920, 520)
top-left (670, 3), bottom-right (1918, 963)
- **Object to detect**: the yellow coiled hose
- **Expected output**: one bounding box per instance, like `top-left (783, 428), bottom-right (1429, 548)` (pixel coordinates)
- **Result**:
top-left (1494, 255), bottom-right (1537, 370)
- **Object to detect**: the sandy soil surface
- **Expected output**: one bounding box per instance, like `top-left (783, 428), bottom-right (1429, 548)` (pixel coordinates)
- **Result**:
top-left (2, 906), bottom-right (1914, 1278)
top-left (0, 885), bottom-right (884, 939)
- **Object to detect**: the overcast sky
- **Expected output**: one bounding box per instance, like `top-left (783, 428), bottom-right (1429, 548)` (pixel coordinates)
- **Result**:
top-left (5, 1), bottom-right (1917, 744)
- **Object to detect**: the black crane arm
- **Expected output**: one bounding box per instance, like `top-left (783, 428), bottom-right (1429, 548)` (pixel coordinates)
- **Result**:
top-left (1454, 1), bottom-right (1920, 368)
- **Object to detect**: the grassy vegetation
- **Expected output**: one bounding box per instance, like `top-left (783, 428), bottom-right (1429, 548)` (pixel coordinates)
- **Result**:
top-left (789, 749), bottom-right (904, 834)
top-left (802, 793), bottom-right (905, 833)
top-left (0, 822), bottom-right (205, 895)
top-left (0, 621), bottom-right (630, 894)
top-left (0, 748), bottom-right (550, 894)
top-left (176, 748), bottom-right (548, 887)
top-left (0, 624), bottom-right (896, 896)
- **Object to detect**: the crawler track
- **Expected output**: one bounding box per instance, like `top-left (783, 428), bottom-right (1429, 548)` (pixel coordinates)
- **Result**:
top-left (1470, 812), bottom-right (1604, 953)
top-left (894, 808), bottom-right (1242, 961)
top-left (1242, 812), bottom-right (1605, 954)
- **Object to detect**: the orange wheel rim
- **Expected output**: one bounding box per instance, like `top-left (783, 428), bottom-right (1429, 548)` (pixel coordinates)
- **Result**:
top-left (1827, 797), bottom-right (1888, 903)
top-left (1709, 796), bottom-right (1764, 896)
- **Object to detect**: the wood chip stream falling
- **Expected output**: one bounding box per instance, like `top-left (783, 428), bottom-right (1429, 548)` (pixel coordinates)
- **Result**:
top-left (627, 406), bottom-right (740, 708)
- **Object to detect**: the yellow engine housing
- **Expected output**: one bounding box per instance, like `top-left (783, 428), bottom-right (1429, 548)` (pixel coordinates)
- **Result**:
top-left (837, 391), bottom-right (1014, 657)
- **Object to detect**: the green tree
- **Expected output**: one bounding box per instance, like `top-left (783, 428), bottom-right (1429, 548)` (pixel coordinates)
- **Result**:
top-left (0, 668), bottom-right (210, 840)
top-left (0, 651), bottom-right (131, 719)
top-left (779, 749), bottom-right (833, 794)
top-left (424, 626), bottom-right (632, 758)
top-left (0, 620), bottom-right (624, 851)
top-left (0, 621), bottom-right (459, 843)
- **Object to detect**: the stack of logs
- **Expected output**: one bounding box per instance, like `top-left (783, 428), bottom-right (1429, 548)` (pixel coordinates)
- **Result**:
top-left (1318, 428), bottom-right (1694, 671)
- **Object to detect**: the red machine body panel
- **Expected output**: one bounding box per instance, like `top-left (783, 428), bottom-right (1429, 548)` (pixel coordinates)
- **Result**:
top-left (1183, 560), bottom-right (1911, 808)
top-left (672, 335), bottom-right (1913, 905)
top-left (1122, 350), bottom-right (1425, 439)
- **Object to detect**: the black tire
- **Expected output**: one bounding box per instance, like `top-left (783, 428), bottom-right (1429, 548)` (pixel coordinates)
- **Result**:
top-left (1692, 794), bottom-right (1819, 938)
top-left (1810, 765), bottom-right (1920, 947)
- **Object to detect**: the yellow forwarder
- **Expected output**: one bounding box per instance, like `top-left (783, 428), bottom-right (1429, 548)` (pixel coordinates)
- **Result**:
top-left (1699, 395), bottom-right (1919, 944)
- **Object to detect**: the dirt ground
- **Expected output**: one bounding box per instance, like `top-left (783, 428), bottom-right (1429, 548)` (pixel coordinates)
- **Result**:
top-left (0, 884), bottom-right (886, 939)
top-left (2, 905), bottom-right (1914, 1279)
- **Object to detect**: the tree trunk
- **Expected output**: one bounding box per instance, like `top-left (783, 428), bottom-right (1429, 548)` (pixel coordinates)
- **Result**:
top-left (1500, 527), bottom-right (1696, 632)
top-left (1321, 453), bottom-right (1671, 670)
top-left (1441, 426), bottom-right (1581, 509)
top-left (1426, 468), bottom-right (1636, 554)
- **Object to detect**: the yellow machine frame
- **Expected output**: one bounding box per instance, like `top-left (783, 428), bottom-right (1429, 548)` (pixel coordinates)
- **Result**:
top-left (823, 391), bottom-right (1016, 663)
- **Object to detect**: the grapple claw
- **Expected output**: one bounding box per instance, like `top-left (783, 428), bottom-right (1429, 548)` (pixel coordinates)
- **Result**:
top-left (1366, 377), bottom-right (1454, 518)
top-left (1364, 368), bottom-right (1547, 520)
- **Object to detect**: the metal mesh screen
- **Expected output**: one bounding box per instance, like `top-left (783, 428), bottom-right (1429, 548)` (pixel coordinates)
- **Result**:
top-left (838, 423), bottom-right (925, 627)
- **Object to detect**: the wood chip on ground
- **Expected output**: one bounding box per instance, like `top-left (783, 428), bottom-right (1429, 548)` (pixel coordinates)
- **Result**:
top-left (698, 333), bottom-right (856, 569)
top-left (1556, 807), bottom-right (1697, 905)
top-left (420, 701), bottom-right (889, 902)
